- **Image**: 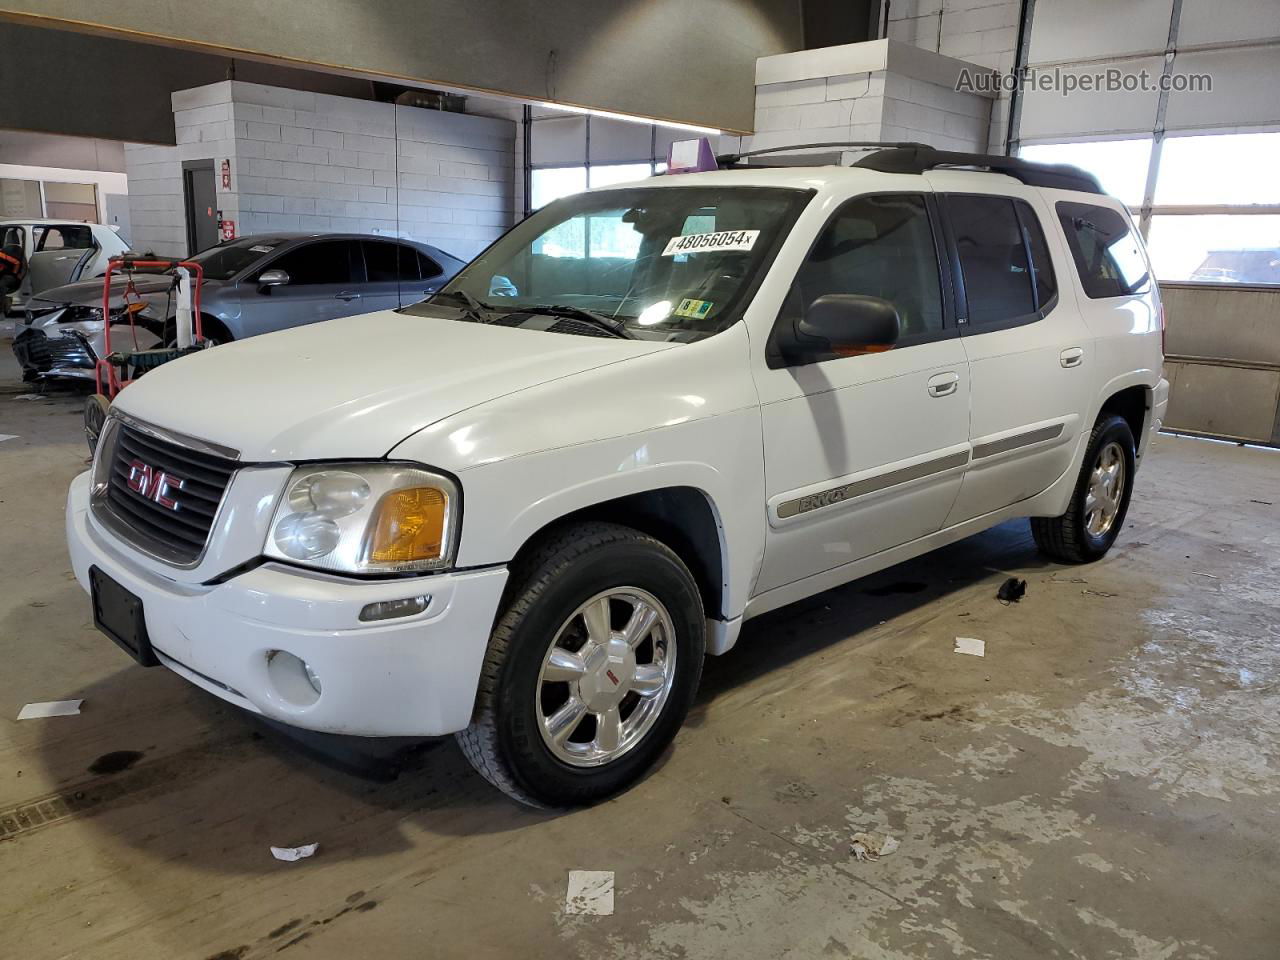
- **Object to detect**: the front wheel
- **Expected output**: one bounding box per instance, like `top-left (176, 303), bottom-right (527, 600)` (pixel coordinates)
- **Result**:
top-left (1031, 413), bottom-right (1136, 563)
top-left (456, 522), bottom-right (705, 807)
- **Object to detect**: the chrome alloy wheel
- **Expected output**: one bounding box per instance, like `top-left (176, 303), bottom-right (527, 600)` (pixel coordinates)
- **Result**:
top-left (1085, 440), bottom-right (1126, 537)
top-left (536, 588), bottom-right (677, 768)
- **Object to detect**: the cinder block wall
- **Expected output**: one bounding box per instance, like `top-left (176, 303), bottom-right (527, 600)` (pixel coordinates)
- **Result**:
top-left (125, 81), bottom-right (516, 259)
top-left (887, 0), bottom-right (1021, 150)
top-left (742, 41), bottom-right (995, 162)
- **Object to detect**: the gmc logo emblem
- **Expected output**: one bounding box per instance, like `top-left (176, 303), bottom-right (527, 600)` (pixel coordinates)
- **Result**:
top-left (126, 458), bottom-right (184, 510)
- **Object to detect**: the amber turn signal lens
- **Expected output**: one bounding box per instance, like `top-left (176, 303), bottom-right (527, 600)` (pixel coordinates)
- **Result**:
top-left (366, 486), bottom-right (448, 565)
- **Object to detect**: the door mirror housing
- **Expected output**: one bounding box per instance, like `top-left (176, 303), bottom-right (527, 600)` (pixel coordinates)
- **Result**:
top-left (257, 268), bottom-right (289, 290)
top-left (776, 294), bottom-right (900, 365)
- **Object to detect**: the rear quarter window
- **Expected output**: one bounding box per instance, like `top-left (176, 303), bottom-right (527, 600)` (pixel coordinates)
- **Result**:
top-left (1056, 201), bottom-right (1150, 298)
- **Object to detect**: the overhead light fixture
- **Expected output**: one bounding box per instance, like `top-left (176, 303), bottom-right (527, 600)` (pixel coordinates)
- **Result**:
top-left (533, 101), bottom-right (720, 136)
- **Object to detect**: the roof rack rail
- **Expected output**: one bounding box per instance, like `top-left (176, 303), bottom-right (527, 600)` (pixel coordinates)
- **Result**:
top-left (716, 141), bottom-right (931, 167)
top-left (853, 146), bottom-right (1104, 194)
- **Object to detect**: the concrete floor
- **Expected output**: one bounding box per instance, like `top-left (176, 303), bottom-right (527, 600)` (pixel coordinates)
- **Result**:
top-left (2, 345), bottom-right (1279, 960)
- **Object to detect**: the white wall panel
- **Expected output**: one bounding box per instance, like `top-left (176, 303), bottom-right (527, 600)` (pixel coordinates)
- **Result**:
top-left (1164, 46), bottom-right (1280, 133)
top-left (588, 118), bottom-right (653, 163)
top-left (528, 116), bottom-right (587, 166)
top-left (1027, 0), bottom-right (1173, 64)
top-left (1178, 0), bottom-right (1280, 47)
top-left (1016, 57), bottom-right (1163, 139)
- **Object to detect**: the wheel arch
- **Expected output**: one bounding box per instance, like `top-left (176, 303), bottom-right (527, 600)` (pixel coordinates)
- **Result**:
top-left (501, 485), bottom-right (729, 624)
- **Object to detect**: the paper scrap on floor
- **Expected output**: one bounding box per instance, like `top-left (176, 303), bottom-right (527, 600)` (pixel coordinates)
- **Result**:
top-left (954, 636), bottom-right (985, 657)
top-left (17, 700), bottom-right (83, 720)
top-left (271, 843), bottom-right (319, 862)
top-left (851, 832), bottom-right (900, 862)
top-left (565, 870), bottom-right (614, 916)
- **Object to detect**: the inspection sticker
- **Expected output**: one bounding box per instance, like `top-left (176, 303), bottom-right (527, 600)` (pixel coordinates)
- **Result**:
top-left (662, 229), bottom-right (759, 257)
top-left (674, 298), bottom-right (713, 319)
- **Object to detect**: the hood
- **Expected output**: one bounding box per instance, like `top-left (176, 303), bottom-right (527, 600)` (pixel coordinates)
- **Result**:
top-left (113, 309), bottom-right (674, 462)
top-left (30, 275), bottom-right (223, 313)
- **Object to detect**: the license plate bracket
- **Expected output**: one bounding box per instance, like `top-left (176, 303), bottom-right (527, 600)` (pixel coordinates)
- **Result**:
top-left (90, 565), bottom-right (158, 667)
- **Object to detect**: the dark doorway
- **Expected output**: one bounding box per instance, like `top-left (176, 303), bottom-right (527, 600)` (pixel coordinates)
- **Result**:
top-left (182, 159), bottom-right (219, 255)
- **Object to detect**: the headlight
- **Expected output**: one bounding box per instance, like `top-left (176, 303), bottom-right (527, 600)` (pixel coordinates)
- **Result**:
top-left (264, 463), bottom-right (459, 574)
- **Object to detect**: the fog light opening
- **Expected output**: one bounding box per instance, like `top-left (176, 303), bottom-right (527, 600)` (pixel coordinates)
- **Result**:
top-left (265, 649), bottom-right (322, 708)
top-left (359, 595), bottom-right (430, 623)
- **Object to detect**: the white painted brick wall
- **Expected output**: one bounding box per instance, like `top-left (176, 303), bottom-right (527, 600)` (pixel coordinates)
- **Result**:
top-left (126, 80), bottom-right (517, 259)
top-left (747, 66), bottom-right (990, 159)
top-left (888, 0), bottom-right (1021, 150)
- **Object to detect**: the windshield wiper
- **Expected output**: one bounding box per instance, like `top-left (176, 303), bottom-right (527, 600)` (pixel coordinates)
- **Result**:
top-left (431, 288), bottom-right (493, 323)
top-left (525, 303), bottom-right (635, 339)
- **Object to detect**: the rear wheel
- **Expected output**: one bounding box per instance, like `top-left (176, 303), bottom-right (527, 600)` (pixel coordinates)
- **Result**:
top-left (456, 522), bottom-right (705, 807)
top-left (1031, 413), bottom-right (1135, 563)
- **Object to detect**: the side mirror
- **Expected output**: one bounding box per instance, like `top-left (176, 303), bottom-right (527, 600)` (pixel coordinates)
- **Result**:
top-left (790, 294), bottom-right (899, 360)
top-left (258, 268), bottom-right (289, 290)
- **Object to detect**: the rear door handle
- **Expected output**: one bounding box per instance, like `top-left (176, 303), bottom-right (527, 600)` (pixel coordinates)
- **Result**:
top-left (335, 291), bottom-right (362, 302)
top-left (1060, 347), bottom-right (1084, 368)
top-left (927, 371), bottom-right (960, 398)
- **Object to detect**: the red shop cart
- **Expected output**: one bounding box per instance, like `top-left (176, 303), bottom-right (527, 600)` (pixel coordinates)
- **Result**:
top-left (85, 256), bottom-right (207, 453)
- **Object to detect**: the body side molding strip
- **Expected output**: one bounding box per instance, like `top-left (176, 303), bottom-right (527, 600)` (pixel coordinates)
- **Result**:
top-left (776, 450), bottom-right (970, 520)
top-left (971, 422), bottom-right (1064, 460)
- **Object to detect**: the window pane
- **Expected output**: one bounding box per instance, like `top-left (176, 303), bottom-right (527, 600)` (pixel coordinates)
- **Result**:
top-left (790, 194), bottom-right (943, 340)
top-left (1154, 132), bottom-right (1280, 206)
top-left (363, 241), bottom-right (418, 282)
top-left (1056, 201), bottom-right (1150, 298)
top-left (946, 195), bottom-right (1036, 324)
top-left (531, 167), bottom-right (586, 209)
top-left (427, 185), bottom-right (809, 340)
top-left (1017, 201), bottom-right (1057, 307)
top-left (0, 179), bottom-right (43, 218)
top-left (1147, 215), bottom-right (1280, 284)
top-left (266, 241), bottom-right (358, 285)
top-left (588, 163), bottom-right (653, 189)
top-left (1020, 139), bottom-right (1152, 206)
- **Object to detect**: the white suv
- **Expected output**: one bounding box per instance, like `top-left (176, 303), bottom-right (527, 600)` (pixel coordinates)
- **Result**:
top-left (66, 146), bottom-right (1169, 807)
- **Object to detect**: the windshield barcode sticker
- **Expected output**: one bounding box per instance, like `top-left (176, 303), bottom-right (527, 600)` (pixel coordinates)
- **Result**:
top-left (662, 230), bottom-right (760, 257)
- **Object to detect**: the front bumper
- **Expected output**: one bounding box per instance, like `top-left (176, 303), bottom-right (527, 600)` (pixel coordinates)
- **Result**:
top-left (1144, 376), bottom-right (1170, 458)
top-left (66, 471), bottom-right (508, 737)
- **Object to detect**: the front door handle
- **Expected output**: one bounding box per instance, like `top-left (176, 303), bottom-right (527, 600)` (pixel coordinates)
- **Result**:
top-left (1060, 347), bottom-right (1084, 368)
top-left (927, 371), bottom-right (960, 398)
top-left (335, 291), bottom-right (362, 302)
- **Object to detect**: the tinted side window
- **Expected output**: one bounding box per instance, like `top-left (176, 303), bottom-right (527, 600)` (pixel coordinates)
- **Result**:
top-left (264, 241), bottom-right (360, 285)
top-left (1056, 201), bottom-right (1149, 298)
top-left (945, 195), bottom-right (1036, 325)
top-left (363, 241), bottom-right (420, 282)
top-left (1016, 201), bottom-right (1057, 308)
top-left (417, 249), bottom-right (443, 279)
top-left (787, 193), bottom-right (944, 344)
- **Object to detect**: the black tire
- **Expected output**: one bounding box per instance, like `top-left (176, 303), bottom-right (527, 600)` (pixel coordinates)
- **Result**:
top-left (456, 521), bottom-right (705, 807)
top-left (1031, 413), bottom-right (1136, 564)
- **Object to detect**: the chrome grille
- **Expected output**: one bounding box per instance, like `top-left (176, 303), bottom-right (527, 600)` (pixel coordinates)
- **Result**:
top-left (92, 417), bottom-right (239, 566)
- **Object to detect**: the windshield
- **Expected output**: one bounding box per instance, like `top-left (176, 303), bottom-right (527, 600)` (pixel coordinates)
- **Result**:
top-left (189, 236), bottom-right (288, 281)
top-left (408, 185), bottom-right (810, 340)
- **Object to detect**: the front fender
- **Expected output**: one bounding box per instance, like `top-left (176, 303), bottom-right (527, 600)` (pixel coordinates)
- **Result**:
top-left (446, 409), bottom-right (766, 621)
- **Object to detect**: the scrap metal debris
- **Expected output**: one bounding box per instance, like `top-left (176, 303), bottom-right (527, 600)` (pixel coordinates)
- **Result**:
top-left (1192, 572), bottom-right (1220, 580)
top-left (997, 577), bottom-right (1027, 604)
top-left (954, 637), bottom-right (985, 657)
top-left (13, 394), bottom-right (45, 401)
top-left (16, 700), bottom-right (83, 720)
top-left (0, 434), bottom-right (18, 443)
top-left (851, 832), bottom-right (900, 862)
top-left (270, 843), bottom-right (319, 862)
top-left (1249, 499), bottom-right (1273, 505)
top-left (1082, 589), bottom-right (1119, 598)
top-left (565, 870), bottom-right (614, 916)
